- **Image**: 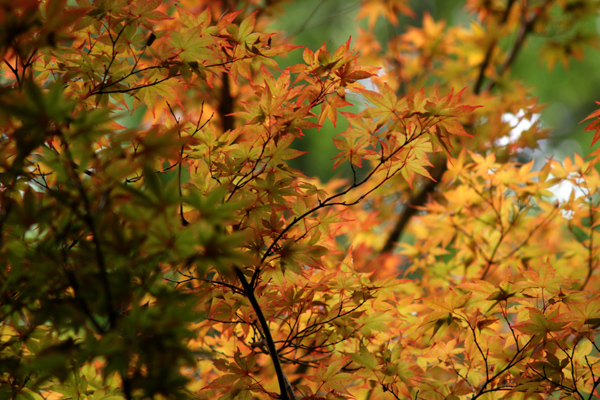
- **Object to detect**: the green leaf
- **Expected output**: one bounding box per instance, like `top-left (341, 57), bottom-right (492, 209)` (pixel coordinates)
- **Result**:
top-left (352, 344), bottom-right (377, 370)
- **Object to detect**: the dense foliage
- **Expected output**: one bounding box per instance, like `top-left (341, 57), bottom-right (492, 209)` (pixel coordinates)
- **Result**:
top-left (2, 0), bottom-right (600, 399)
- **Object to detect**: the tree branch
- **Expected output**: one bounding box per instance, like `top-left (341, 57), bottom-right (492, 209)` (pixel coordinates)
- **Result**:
top-left (379, 0), bottom-right (536, 255)
top-left (58, 130), bottom-right (116, 329)
top-left (235, 267), bottom-right (296, 400)
top-left (379, 159), bottom-right (446, 254)
top-left (218, 72), bottom-right (235, 133)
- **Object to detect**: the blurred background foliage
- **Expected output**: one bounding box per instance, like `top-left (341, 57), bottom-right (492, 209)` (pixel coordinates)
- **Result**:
top-left (267, 0), bottom-right (600, 182)
top-left (117, 0), bottom-right (600, 183)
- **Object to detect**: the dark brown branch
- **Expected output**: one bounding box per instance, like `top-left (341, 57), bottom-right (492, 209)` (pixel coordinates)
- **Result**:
top-left (470, 327), bottom-right (535, 399)
top-left (235, 267), bottom-right (295, 400)
top-left (473, 41), bottom-right (497, 95)
top-left (63, 268), bottom-right (107, 334)
top-left (253, 130), bottom-right (424, 287)
top-left (0, 196), bottom-right (13, 251)
top-left (218, 72), bottom-right (235, 133)
top-left (381, 383), bottom-right (402, 400)
top-left (483, 3), bottom-right (542, 93)
top-left (3, 59), bottom-right (20, 86)
top-left (166, 101), bottom-right (189, 227)
top-left (585, 355), bottom-right (600, 399)
top-left (58, 130), bottom-right (117, 329)
top-left (93, 75), bottom-right (176, 95)
top-left (380, 160), bottom-right (446, 254)
top-left (474, 0), bottom-right (516, 94)
top-left (379, 0), bottom-right (537, 255)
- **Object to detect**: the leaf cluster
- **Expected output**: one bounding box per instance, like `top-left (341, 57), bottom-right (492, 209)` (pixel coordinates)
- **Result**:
top-left (1, 1), bottom-right (600, 400)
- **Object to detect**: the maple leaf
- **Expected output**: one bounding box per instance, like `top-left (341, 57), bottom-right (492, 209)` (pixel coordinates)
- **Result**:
top-left (318, 93), bottom-right (352, 128)
top-left (356, 0), bottom-right (415, 28)
top-left (521, 260), bottom-right (575, 296)
top-left (513, 308), bottom-right (568, 336)
top-left (581, 101), bottom-right (600, 169)
top-left (307, 358), bottom-right (358, 395)
top-left (332, 129), bottom-right (372, 170)
top-left (6, 2), bottom-right (600, 400)
top-left (398, 136), bottom-right (434, 188)
top-left (361, 83), bottom-right (406, 125)
top-left (403, 13), bottom-right (446, 48)
top-left (555, 294), bottom-right (600, 330)
top-left (351, 344), bottom-right (378, 370)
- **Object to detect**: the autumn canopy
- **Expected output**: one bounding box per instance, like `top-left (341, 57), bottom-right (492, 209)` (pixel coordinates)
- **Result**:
top-left (1, 0), bottom-right (600, 399)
